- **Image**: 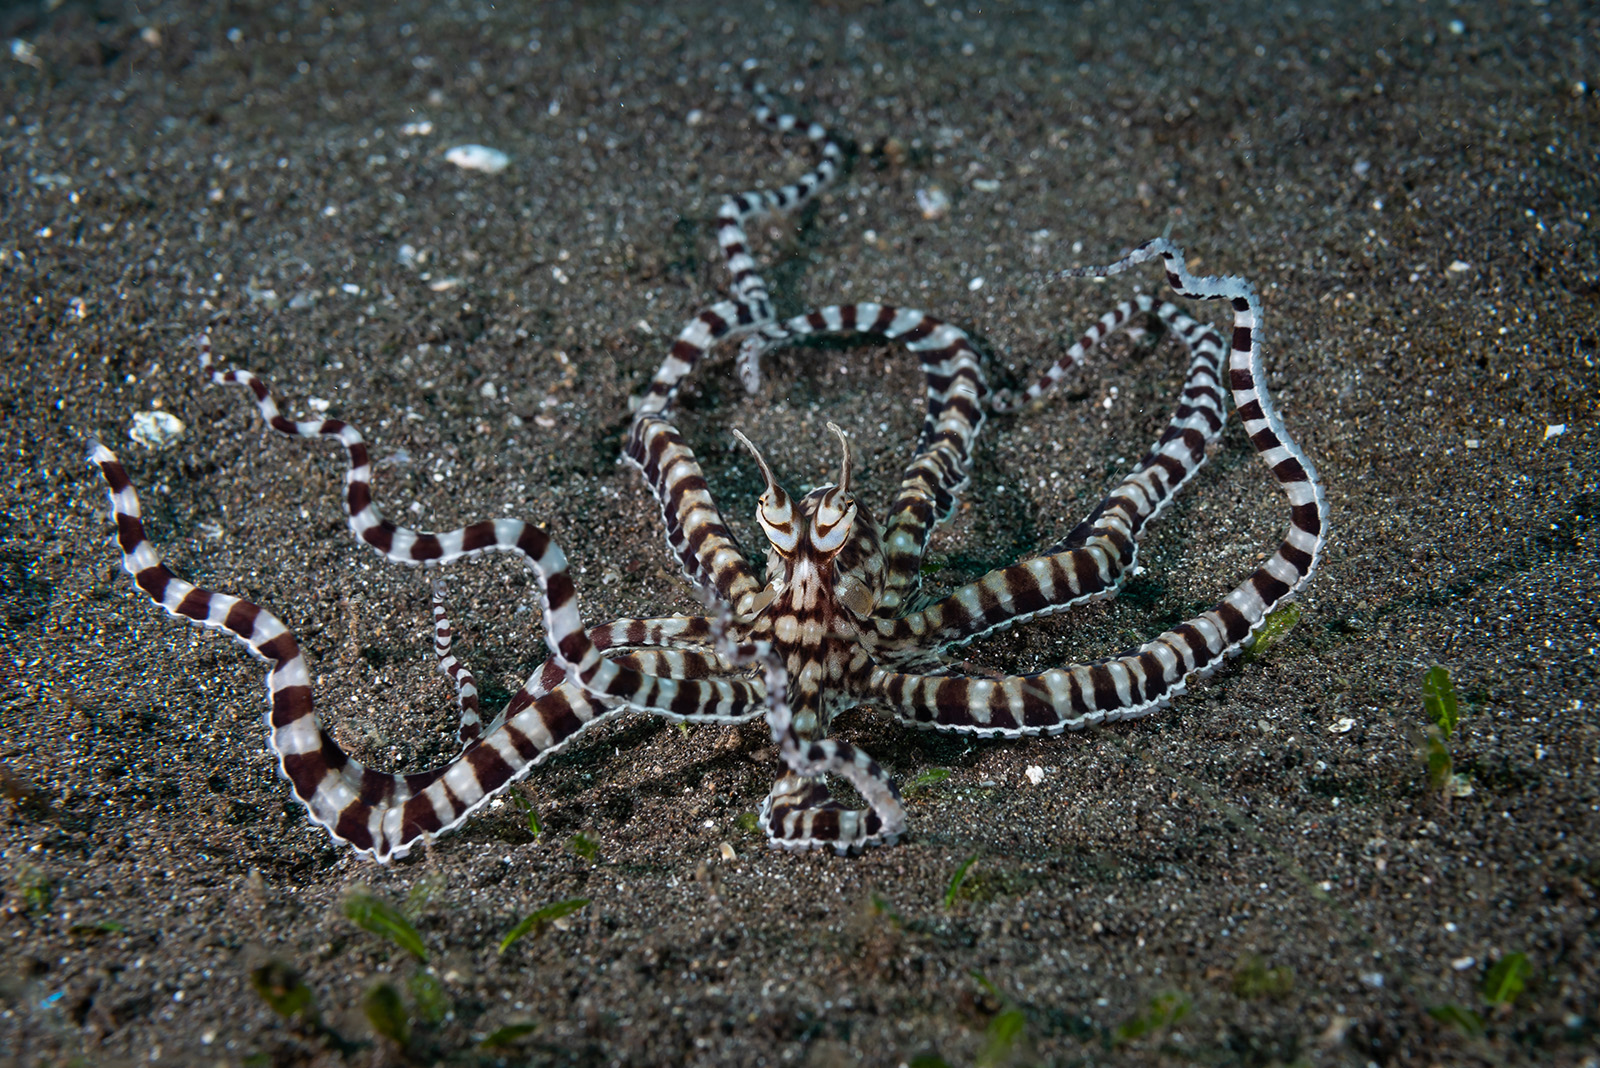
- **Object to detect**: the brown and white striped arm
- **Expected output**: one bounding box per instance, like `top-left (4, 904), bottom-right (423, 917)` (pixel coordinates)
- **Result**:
top-left (711, 623), bottom-right (905, 855)
top-left (635, 76), bottom-right (845, 418)
top-left (90, 442), bottom-right (640, 862)
top-left (200, 343), bottom-right (772, 729)
top-left (867, 241), bottom-right (1327, 734)
top-left (623, 415), bottom-right (766, 617)
top-left (866, 298), bottom-right (1229, 666)
top-left (430, 576), bottom-right (483, 747)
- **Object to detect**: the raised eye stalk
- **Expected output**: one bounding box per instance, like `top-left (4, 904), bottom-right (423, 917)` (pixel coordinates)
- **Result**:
top-left (733, 428), bottom-right (798, 553)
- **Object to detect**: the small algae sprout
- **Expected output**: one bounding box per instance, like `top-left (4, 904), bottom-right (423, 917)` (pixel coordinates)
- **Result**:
top-left (1243, 602), bottom-right (1302, 661)
top-left (511, 790), bottom-right (542, 836)
top-left (904, 767), bottom-right (952, 798)
top-left (408, 971), bottom-right (449, 1026)
top-left (498, 897), bottom-right (590, 954)
top-left (362, 982), bottom-right (410, 1048)
top-left (1482, 952), bottom-right (1532, 1008)
top-left (567, 831), bottom-right (600, 862)
top-left (970, 971), bottom-right (1029, 1068)
top-left (1423, 664), bottom-right (1460, 735)
top-left (480, 1021), bottom-right (541, 1049)
top-left (1232, 954), bottom-right (1294, 1000)
top-left (342, 887), bottom-right (428, 961)
top-left (249, 960), bottom-right (358, 1054)
top-left (944, 855), bottom-right (979, 909)
top-left (1426, 951), bottom-right (1532, 1037)
top-left (1113, 991), bottom-right (1192, 1046)
top-left (1420, 665), bottom-right (1471, 804)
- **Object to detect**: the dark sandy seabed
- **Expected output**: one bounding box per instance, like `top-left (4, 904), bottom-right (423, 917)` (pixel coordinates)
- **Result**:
top-left (1, 0), bottom-right (1597, 1065)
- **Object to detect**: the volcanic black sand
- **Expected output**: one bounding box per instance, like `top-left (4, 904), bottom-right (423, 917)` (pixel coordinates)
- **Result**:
top-left (2, 1), bottom-right (1596, 1065)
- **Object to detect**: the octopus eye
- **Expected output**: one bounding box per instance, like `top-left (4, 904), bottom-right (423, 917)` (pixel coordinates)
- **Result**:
top-left (734, 428), bottom-right (798, 554)
top-left (809, 423), bottom-right (856, 553)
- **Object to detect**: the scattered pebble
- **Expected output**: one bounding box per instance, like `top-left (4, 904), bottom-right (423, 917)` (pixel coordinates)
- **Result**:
top-left (400, 120), bottom-right (434, 136)
top-left (1025, 765), bottom-right (1045, 785)
top-left (1543, 423), bottom-right (1566, 442)
top-left (1464, 438), bottom-right (1482, 449)
top-left (427, 277), bottom-right (462, 292)
top-left (719, 841), bottom-right (736, 861)
top-left (1446, 260), bottom-right (1472, 274)
top-left (306, 397), bottom-right (330, 413)
top-left (10, 38), bottom-right (42, 68)
top-left (971, 177), bottom-right (1000, 193)
top-left (1329, 717), bottom-right (1356, 734)
top-left (480, 381), bottom-right (497, 399)
top-left (915, 185), bottom-right (950, 220)
top-left (967, 276), bottom-right (984, 291)
top-left (445, 144), bottom-right (509, 173)
top-left (1451, 956), bottom-right (1477, 971)
top-left (129, 410), bottom-right (185, 450)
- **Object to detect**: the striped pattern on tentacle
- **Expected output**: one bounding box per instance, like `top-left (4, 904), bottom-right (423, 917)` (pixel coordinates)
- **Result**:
top-left (739, 304), bottom-right (991, 618)
top-left (589, 615), bottom-right (715, 651)
top-left (90, 443), bottom-right (633, 862)
top-left (866, 298), bottom-right (1228, 667)
top-left (867, 240), bottom-right (1327, 735)
top-left (709, 617), bottom-right (904, 854)
top-left (202, 343), bottom-right (770, 730)
top-left (635, 79), bottom-right (845, 418)
top-left (462, 617), bottom-right (746, 742)
top-left (430, 576), bottom-right (483, 747)
top-left (988, 294), bottom-right (1171, 413)
top-left (624, 415), bottom-right (765, 617)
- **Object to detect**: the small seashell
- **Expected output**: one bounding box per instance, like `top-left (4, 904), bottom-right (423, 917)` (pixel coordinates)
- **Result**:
top-left (129, 410), bottom-right (185, 450)
top-left (445, 144), bottom-right (509, 174)
top-left (1329, 717), bottom-right (1356, 734)
top-left (915, 185), bottom-right (950, 220)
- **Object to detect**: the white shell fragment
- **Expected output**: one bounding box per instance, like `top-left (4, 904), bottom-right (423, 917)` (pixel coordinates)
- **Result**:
top-left (129, 410), bottom-right (186, 450)
top-left (1025, 765), bottom-right (1046, 785)
top-left (916, 185), bottom-right (950, 220)
top-left (1329, 717), bottom-right (1356, 734)
top-left (445, 144), bottom-right (509, 174)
